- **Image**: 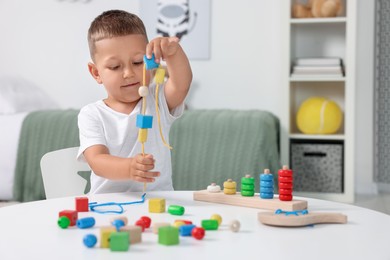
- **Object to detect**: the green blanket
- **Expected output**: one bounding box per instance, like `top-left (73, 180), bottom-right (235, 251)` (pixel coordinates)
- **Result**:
top-left (170, 110), bottom-right (281, 191)
top-left (13, 110), bottom-right (80, 202)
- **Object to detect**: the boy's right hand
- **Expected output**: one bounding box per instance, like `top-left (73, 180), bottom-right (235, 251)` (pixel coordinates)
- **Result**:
top-left (129, 154), bottom-right (160, 183)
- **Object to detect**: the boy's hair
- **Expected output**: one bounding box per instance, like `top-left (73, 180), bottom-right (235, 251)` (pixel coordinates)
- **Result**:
top-left (88, 10), bottom-right (147, 59)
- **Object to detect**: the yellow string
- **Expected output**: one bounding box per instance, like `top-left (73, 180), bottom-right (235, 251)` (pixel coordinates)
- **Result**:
top-left (155, 83), bottom-right (172, 149)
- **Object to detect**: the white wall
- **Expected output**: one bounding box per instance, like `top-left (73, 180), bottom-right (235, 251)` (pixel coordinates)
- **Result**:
top-left (0, 0), bottom-right (375, 194)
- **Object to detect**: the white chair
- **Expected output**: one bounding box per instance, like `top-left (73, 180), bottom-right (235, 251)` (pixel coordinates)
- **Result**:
top-left (40, 147), bottom-right (90, 199)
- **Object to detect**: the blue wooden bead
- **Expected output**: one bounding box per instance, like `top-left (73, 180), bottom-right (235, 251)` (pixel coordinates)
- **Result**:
top-left (260, 192), bottom-right (274, 199)
top-left (260, 174), bottom-right (274, 181)
top-left (83, 234), bottom-right (97, 248)
top-left (144, 54), bottom-right (159, 70)
top-left (260, 180), bottom-right (274, 187)
top-left (260, 187), bottom-right (274, 193)
top-left (76, 217), bottom-right (95, 229)
top-left (179, 224), bottom-right (196, 236)
top-left (136, 114), bottom-right (153, 129)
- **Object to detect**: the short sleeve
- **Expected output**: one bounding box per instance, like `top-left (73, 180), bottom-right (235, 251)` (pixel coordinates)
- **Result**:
top-left (77, 105), bottom-right (107, 162)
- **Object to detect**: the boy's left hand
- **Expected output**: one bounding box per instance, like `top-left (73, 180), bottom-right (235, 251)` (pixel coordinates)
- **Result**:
top-left (146, 37), bottom-right (180, 64)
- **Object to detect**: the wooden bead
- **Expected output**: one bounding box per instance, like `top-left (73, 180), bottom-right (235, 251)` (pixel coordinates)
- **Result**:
top-left (207, 183), bottom-right (221, 192)
top-left (155, 67), bottom-right (166, 84)
top-left (138, 128), bottom-right (148, 143)
top-left (229, 220), bottom-right (240, 232)
top-left (138, 86), bottom-right (149, 97)
top-left (210, 214), bottom-right (222, 225)
top-left (223, 179), bottom-right (236, 189)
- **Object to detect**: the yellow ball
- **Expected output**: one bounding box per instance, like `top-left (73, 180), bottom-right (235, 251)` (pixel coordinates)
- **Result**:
top-left (296, 97), bottom-right (343, 134)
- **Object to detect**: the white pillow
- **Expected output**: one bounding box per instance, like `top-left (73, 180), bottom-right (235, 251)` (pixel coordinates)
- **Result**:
top-left (0, 76), bottom-right (58, 114)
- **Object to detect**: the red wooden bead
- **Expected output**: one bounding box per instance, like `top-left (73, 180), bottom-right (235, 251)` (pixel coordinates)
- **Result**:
top-left (59, 210), bottom-right (78, 226)
top-left (175, 219), bottom-right (193, 225)
top-left (279, 188), bottom-right (293, 195)
top-left (75, 197), bottom-right (89, 212)
top-left (278, 169), bottom-right (293, 177)
top-left (191, 227), bottom-right (205, 240)
top-left (140, 216), bottom-right (151, 228)
top-left (278, 176), bottom-right (293, 183)
top-left (279, 182), bottom-right (293, 189)
top-left (279, 194), bottom-right (293, 201)
top-left (135, 219), bottom-right (146, 232)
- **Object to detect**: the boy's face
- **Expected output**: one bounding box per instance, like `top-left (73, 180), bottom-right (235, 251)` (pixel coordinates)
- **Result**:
top-left (88, 34), bottom-right (150, 110)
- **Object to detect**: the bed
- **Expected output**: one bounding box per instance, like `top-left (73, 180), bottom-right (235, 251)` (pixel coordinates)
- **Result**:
top-left (1, 78), bottom-right (281, 202)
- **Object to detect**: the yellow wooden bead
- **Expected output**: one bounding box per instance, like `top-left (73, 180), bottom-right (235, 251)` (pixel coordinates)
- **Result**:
top-left (210, 214), bottom-right (222, 225)
top-left (155, 67), bottom-right (166, 84)
top-left (223, 187), bottom-right (236, 195)
top-left (173, 221), bottom-right (185, 228)
top-left (223, 179), bottom-right (236, 189)
top-left (138, 128), bottom-right (148, 143)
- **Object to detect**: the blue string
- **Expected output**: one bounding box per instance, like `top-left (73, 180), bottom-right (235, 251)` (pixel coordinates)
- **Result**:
top-left (88, 193), bottom-right (146, 214)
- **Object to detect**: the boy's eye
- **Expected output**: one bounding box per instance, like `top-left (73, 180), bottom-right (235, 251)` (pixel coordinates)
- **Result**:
top-left (108, 65), bottom-right (120, 70)
top-left (133, 61), bottom-right (144, 66)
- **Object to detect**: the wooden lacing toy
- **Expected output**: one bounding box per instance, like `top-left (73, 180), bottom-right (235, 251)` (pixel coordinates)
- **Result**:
top-left (137, 54), bottom-right (172, 192)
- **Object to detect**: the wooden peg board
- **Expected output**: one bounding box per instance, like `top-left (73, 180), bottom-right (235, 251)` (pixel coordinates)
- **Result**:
top-left (193, 190), bottom-right (307, 211)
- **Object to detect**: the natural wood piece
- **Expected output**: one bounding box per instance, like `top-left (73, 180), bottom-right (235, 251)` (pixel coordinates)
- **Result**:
top-left (258, 211), bottom-right (347, 227)
top-left (193, 190), bottom-right (307, 211)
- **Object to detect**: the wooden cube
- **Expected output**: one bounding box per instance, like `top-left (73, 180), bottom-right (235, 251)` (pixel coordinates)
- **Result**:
top-left (100, 226), bottom-right (116, 248)
top-left (136, 114), bottom-right (153, 129)
top-left (58, 210), bottom-right (78, 226)
top-left (152, 222), bottom-right (170, 234)
top-left (75, 197), bottom-right (89, 212)
top-left (148, 198), bottom-right (166, 213)
top-left (158, 226), bottom-right (179, 246)
top-left (121, 225), bottom-right (142, 244)
top-left (109, 232), bottom-right (129, 251)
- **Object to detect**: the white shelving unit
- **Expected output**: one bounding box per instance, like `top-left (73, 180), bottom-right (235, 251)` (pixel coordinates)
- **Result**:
top-left (281, 0), bottom-right (356, 203)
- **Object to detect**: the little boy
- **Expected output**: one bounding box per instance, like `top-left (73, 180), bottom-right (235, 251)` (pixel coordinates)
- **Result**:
top-left (77, 10), bottom-right (192, 194)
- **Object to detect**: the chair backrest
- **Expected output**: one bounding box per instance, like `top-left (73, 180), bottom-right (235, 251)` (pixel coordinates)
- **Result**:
top-left (40, 147), bottom-right (90, 199)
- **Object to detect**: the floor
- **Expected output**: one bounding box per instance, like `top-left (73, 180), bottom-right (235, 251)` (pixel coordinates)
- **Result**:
top-left (1, 193), bottom-right (390, 215)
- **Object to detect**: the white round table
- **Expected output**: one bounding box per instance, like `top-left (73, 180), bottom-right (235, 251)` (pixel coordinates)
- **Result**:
top-left (0, 191), bottom-right (389, 260)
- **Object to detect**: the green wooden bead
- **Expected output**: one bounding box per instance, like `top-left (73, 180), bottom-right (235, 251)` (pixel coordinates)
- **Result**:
top-left (201, 219), bottom-right (219, 230)
top-left (57, 216), bottom-right (70, 229)
top-left (168, 205), bottom-right (185, 216)
top-left (109, 232), bottom-right (129, 251)
top-left (241, 176), bottom-right (255, 184)
top-left (241, 190), bottom-right (255, 196)
top-left (241, 183), bottom-right (255, 191)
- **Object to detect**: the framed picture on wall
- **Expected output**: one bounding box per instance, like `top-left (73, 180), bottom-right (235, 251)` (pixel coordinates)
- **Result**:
top-left (140, 0), bottom-right (211, 60)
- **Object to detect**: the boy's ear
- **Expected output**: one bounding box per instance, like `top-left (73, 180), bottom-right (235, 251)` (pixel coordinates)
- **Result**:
top-left (88, 62), bottom-right (103, 84)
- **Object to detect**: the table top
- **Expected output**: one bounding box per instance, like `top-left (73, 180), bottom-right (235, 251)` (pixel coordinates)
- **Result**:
top-left (0, 191), bottom-right (389, 260)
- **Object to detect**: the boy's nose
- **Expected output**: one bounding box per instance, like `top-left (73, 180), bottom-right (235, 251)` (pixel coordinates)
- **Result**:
top-left (123, 66), bottom-right (135, 78)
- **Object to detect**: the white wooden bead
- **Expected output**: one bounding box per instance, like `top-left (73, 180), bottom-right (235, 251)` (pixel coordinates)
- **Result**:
top-left (207, 183), bottom-right (221, 193)
top-left (138, 86), bottom-right (149, 97)
top-left (229, 220), bottom-right (240, 232)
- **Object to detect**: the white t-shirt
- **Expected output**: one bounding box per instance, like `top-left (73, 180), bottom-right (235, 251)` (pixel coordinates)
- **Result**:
top-left (77, 83), bottom-right (184, 194)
